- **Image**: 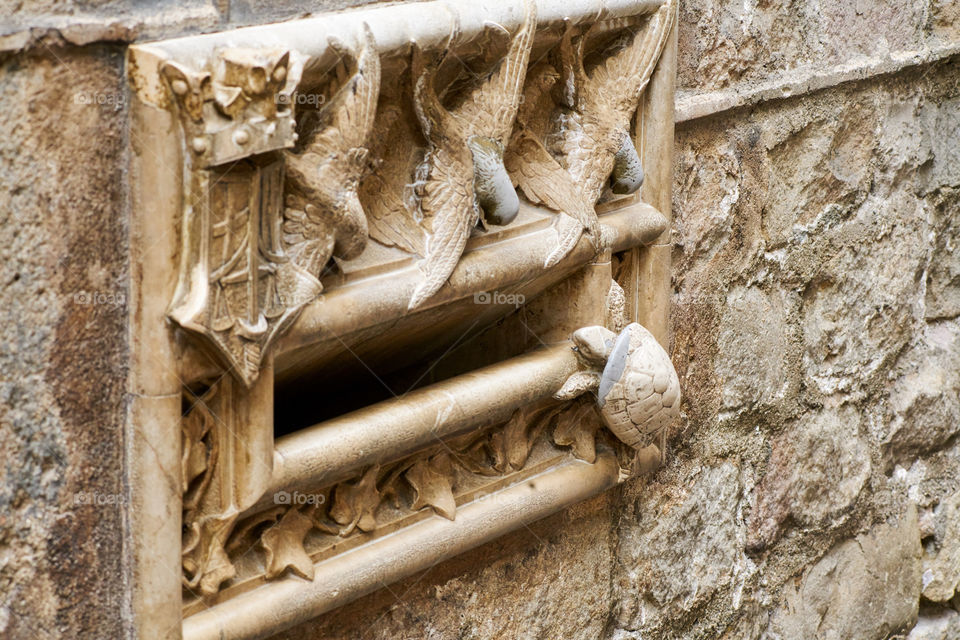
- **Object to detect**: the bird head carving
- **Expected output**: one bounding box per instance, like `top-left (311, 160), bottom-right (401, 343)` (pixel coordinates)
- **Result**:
top-left (468, 136), bottom-right (520, 226)
top-left (609, 129), bottom-right (644, 195)
top-left (405, 0), bottom-right (535, 309)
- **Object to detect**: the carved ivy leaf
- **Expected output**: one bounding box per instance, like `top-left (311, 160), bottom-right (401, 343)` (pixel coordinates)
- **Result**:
top-left (330, 466), bottom-right (381, 535)
top-left (225, 506), bottom-right (284, 556)
top-left (496, 404), bottom-right (563, 471)
top-left (488, 428), bottom-right (509, 473)
top-left (450, 435), bottom-right (499, 476)
top-left (504, 410), bottom-right (533, 471)
top-left (181, 391), bottom-right (217, 508)
top-left (553, 401), bottom-right (602, 464)
top-left (181, 412), bottom-right (209, 492)
top-left (303, 498), bottom-right (340, 536)
top-left (379, 459), bottom-right (417, 509)
top-left (405, 454), bottom-right (456, 520)
top-left (505, 408), bottom-right (544, 471)
top-left (261, 507), bottom-right (315, 581)
top-left (182, 515), bottom-right (237, 597)
top-left (198, 544), bottom-right (236, 597)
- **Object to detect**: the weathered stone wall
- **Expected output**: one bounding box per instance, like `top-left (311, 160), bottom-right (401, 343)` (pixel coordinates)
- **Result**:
top-left (0, 46), bottom-right (130, 637)
top-left (1, 1), bottom-right (959, 638)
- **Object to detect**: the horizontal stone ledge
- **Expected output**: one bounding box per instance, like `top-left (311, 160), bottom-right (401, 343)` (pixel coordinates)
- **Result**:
top-left (676, 41), bottom-right (960, 123)
top-left (128, 0), bottom-right (666, 107)
top-left (182, 201), bottom-right (666, 382)
top-left (278, 202), bottom-right (666, 355)
top-left (183, 451), bottom-right (620, 640)
top-left (0, 7), bottom-right (220, 54)
top-left (253, 341), bottom-right (579, 512)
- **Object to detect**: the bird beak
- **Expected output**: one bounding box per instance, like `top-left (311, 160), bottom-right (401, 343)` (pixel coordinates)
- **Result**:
top-left (469, 137), bottom-right (520, 227)
top-left (610, 133), bottom-right (644, 195)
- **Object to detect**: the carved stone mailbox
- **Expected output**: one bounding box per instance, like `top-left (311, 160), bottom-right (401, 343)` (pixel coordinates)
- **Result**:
top-left (126, 0), bottom-right (678, 637)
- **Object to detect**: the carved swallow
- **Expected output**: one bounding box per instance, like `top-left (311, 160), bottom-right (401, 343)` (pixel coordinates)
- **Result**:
top-left (360, 86), bottom-right (429, 256)
top-left (554, 1), bottom-right (675, 199)
top-left (282, 24), bottom-right (380, 302)
top-left (406, 0), bottom-right (536, 309)
top-left (505, 61), bottom-right (602, 268)
top-left (506, 0), bottom-right (676, 267)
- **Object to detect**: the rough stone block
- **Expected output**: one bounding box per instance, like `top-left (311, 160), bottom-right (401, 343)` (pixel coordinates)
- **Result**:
top-left (767, 506), bottom-right (921, 640)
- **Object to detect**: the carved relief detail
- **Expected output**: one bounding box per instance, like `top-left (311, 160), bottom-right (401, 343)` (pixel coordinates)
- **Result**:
top-left (161, 48), bottom-right (301, 166)
top-left (163, 34), bottom-right (381, 386)
top-left (161, 47), bottom-right (305, 386)
top-left (200, 398), bottom-right (615, 594)
top-left (282, 25), bottom-right (381, 306)
top-left (181, 376), bottom-right (273, 598)
top-left (169, 160), bottom-right (295, 386)
top-left (162, 4), bottom-right (676, 384)
top-left (181, 385), bottom-right (234, 597)
top-left (506, 0), bottom-right (677, 264)
top-left (557, 322), bottom-right (681, 455)
top-left (361, 0), bottom-right (537, 309)
top-left (159, 1), bottom-right (681, 611)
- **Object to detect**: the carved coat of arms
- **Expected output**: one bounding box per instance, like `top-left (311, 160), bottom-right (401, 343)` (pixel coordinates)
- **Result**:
top-left (169, 159), bottom-right (297, 386)
top-left (164, 33), bottom-right (380, 386)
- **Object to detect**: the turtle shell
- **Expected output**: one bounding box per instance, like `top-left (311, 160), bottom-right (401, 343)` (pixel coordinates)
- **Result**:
top-left (596, 323), bottom-right (681, 449)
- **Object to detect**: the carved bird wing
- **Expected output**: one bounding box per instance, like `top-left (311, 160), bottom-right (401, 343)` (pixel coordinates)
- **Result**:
top-left (512, 62), bottom-right (558, 142)
top-left (546, 3), bottom-right (674, 202)
top-left (456, 0), bottom-right (536, 143)
top-left (407, 144), bottom-right (477, 309)
top-left (533, 23), bottom-right (613, 200)
top-left (290, 24), bottom-right (380, 194)
top-left (360, 100), bottom-right (428, 256)
top-left (505, 61), bottom-right (602, 267)
top-left (505, 129), bottom-right (600, 267)
top-left (402, 38), bottom-right (480, 309)
top-left (282, 25), bottom-right (380, 284)
top-left (586, 0), bottom-right (676, 118)
top-left (556, 112), bottom-right (618, 203)
top-left (405, 1), bottom-right (535, 309)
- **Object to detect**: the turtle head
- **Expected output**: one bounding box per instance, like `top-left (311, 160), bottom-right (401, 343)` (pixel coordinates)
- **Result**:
top-left (469, 136), bottom-right (520, 226)
top-left (571, 325), bottom-right (617, 365)
top-left (609, 130), bottom-right (644, 195)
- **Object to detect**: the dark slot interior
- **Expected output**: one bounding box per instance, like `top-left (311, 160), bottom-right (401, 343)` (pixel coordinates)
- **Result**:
top-left (273, 308), bottom-right (525, 437)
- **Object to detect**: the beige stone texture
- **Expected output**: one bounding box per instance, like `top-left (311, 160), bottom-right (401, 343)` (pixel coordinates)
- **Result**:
top-left (766, 506), bottom-right (922, 640)
top-left (0, 46), bottom-right (129, 637)
top-left (907, 607), bottom-right (960, 640)
top-left (2, 0), bottom-right (960, 639)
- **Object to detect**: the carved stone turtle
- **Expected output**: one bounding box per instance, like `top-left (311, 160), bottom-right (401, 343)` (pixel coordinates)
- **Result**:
top-left (556, 323), bottom-right (681, 454)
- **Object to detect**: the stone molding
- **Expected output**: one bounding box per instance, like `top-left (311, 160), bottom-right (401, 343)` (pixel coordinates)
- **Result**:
top-left (125, 1), bottom-right (679, 637)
